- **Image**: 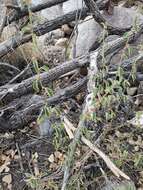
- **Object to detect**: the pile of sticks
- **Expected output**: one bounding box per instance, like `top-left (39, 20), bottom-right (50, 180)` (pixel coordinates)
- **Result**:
top-left (0, 0), bottom-right (142, 131)
top-left (0, 0), bottom-right (143, 188)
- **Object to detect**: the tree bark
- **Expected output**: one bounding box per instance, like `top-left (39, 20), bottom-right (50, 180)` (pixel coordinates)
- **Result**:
top-left (0, 77), bottom-right (87, 131)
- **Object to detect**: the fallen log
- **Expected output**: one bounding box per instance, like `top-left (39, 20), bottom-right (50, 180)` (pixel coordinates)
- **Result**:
top-left (33, 8), bottom-right (88, 36)
top-left (0, 25), bottom-right (143, 104)
top-left (97, 25), bottom-right (143, 68)
top-left (0, 56), bottom-right (89, 104)
top-left (6, 0), bottom-right (108, 26)
top-left (0, 77), bottom-right (87, 131)
top-left (0, 34), bottom-right (32, 58)
top-left (1, 21), bottom-right (143, 131)
top-left (7, 0), bottom-right (68, 25)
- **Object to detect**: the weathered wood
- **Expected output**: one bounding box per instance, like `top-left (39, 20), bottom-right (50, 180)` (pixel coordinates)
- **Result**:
top-left (84, 0), bottom-right (131, 35)
top-left (0, 25), bottom-right (143, 104)
top-left (7, 0), bottom-right (68, 25)
top-left (0, 77), bottom-right (87, 131)
top-left (1, 19), bottom-right (143, 131)
top-left (0, 34), bottom-right (32, 58)
top-left (97, 25), bottom-right (143, 68)
top-left (0, 56), bottom-right (89, 104)
top-left (6, 0), bottom-right (108, 25)
top-left (33, 7), bottom-right (88, 36)
top-left (0, 8), bottom-right (88, 58)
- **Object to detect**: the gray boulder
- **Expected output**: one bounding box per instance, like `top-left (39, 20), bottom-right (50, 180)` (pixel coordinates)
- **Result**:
top-left (63, 0), bottom-right (85, 14)
top-left (70, 17), bottom-right (102, 58)
top-left (70, 6), bottom-right (143, 58)
top-left (31, 0), bottom-right (63, 20)
top-left (104, 6), bottom-right (143, 29)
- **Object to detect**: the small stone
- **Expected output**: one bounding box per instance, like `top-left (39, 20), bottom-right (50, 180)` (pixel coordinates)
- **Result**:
top-left (127, 87), bottom-right (137, 96)
top-left (63, 0), bottom-right (85, 14)
top-left (62, 24), bottom-right (72, 35)
top-left (48, 154), bottom-right (55, 163)
top-left (134, 146), bottom-right (139, 151)
top-left (70, 18), bottom-right (102, 57)
top-left (38, 118), bottom-right (53, 137)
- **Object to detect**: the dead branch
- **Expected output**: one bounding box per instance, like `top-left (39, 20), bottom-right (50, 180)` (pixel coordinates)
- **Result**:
top-left (0, 8), bottom-right (88, 58)
top-left (33, 7), bottom-right (88, 36)
top-left (61, 51), bottom-right (99, 190)
top-left (6, 0), bottom-right (68, 25)
top-left (6, 0), bottom-right (108, 26)
top-left (0, 77), bottom-right (87, 131)
top-left (8, 64), bottom-right (31, 84)
top-left (0, 25), bottom-right (143, 104)
top-left (0, 34), bottom-right (32, 58)
top-left (63, 117), bottom-right (130, 180)
top-left (83, 0), bottom-right (131, 35)
top-left (0, 62), bottom-right (20, 73)
top-left (97, 25), bottom-right (143, 68)
top-left (0, 56), bottom-right (89, 104)
top-left (61, 26), bottom-right (143, 186)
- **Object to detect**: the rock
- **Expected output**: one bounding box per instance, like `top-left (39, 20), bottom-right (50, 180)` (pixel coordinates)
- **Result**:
top-left (127, 87), bottom-right (137, 96)
top-left (62, 24), bottom-right (73, 35)
top-left (38, 118), bottom-right (53, 137)
top-left (70, 6), bottom-right (143, 58)
top-left (100, 179), bottom-right (136, 190)
top-left (41, 4), bottom-right (63, 20)
top-left (49, 29), bottom-right (65, 39)
top-left (105, 10), bottom-right (143, 67)
top-left (128, 111), bottom-right (143, 128)
top-left (63, 0), bottom-right (85, 14)
top-left (31, 0), bottom-right (42, 6)
top-left (104, 6), bottom-right (143, 29)
top-left (41, 45), bottom-right (65, 67)
top-left (40, 29), bottom-right (65, 46)
top-left (135, 81), bottom-right (143, 106)
top-left (30, 0), bottom-right (63, 20)
top-left (70, 17), bottom-right (102, 57)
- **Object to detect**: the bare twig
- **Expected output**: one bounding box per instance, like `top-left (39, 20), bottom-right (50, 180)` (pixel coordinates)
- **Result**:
top-left (15, 142), bottom-right (24, 172)
top-left (63, 117), bottom-right (130, 180)
top-left (0, 62), bottom-right (20, 73)
top-left (8, 64), bottom-right (31, 84)
top-left (81, 137), bottom-right (130, 180)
